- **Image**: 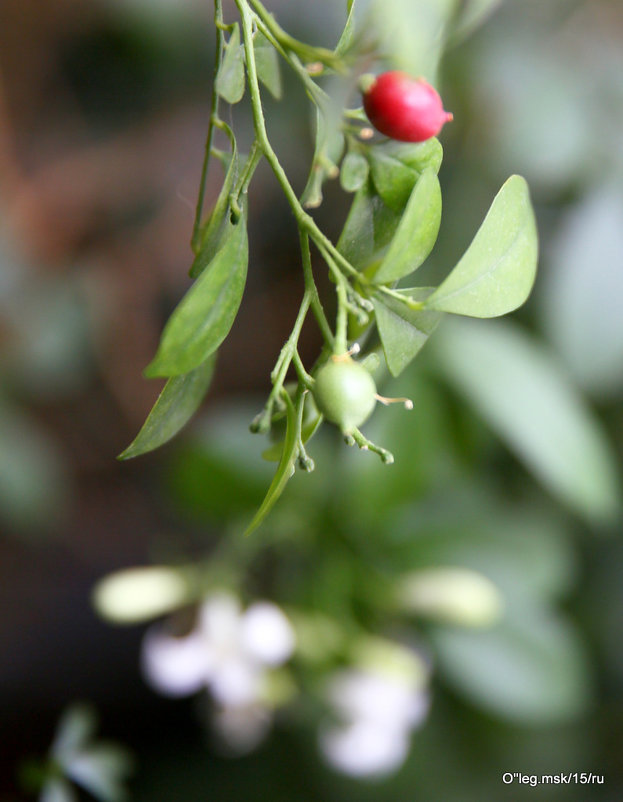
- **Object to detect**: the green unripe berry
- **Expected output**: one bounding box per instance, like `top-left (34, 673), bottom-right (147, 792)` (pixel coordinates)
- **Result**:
top-left (313, 357), bottom-right (377, 433)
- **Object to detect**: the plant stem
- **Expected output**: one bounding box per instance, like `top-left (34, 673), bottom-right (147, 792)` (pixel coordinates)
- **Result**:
top-left (192, 0), bottom-right (225, 252)
top-left (248, 0), bottom-right (344, 71)
top-left (236, 0), bottom-right (360, 285)
top-left (299, 230), bottom-right (333, 346)
top-left (377, 285), bottom-right (425, 310)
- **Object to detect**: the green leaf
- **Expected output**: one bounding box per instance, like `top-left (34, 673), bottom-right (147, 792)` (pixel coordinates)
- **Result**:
top-left (373, 288), bottom-right (443, 376)
top-left (368, 138), bottom-right (443, 211)
top-left (540, 183), bottom-right (623, 398)
top-left (300, 100), bottom-right (345, 209)
top-left (425, 175), bottom-right (538, 317)
top-left (431, 608), bottom-right (590, 724)
top-left (433, 318), bottom-right (621, 523)
top-left (118, 355), bottom-right (216, 459)
top-left (253, 32), bottom-right (282, 99)
top-left (337, 178), bottom-right (402, 271)
top-left (373, 169), bottom-right (441, 283)
top-left (215, 23), bottom-right (245, 104)
top-left (190, 129), bottom-right (238, 278)
top-left (449, 0), bottom-right (504, 44)
top-left (335, 0), bottom-right (358, 55)
top-left (145, 215), bottom-right (248, 378)
top-left (364, 0), bottom-right (457, 82)
top-left (245, 390), bottom-right (299, 536)
top-left (340, 151), bottom-right (369, 193)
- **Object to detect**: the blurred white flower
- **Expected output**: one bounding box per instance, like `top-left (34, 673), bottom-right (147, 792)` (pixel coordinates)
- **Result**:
top-left (141, 592), bottom-right (295, 750)
top-left (319, 660), bottom-right (430, 778)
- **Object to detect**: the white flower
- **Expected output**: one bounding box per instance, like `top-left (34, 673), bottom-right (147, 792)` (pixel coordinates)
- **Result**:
top-left (142, 593), bottom-right (295, 705)
top-left (319, 665), bottom-right (430, 778)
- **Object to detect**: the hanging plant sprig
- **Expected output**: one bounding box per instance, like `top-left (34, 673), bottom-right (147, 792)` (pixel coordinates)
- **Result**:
top-left (119, 0), bottom-right (538, 537)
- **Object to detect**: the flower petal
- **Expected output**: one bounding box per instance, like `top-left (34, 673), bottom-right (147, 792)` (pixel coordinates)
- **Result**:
top-left (240, 602), bottom-right (295, 666)
top-left (209, 659), bottom-right (262, 707)
top-left (198, 593), bottom-right (243, 650)
top-left (327, 669), bottom-right (425, 729)
top-left (319, 721), bottom-right (410, 777)
top-left (141, 628), bottom-right (207, 697)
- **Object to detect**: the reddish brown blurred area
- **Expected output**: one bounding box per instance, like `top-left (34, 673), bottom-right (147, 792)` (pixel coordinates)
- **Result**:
top-left (0, 2), bottom-right (325, 791)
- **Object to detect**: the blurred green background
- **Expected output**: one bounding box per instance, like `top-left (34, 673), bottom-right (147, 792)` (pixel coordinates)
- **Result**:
top-left (0, 0), bottom-right (622, 800)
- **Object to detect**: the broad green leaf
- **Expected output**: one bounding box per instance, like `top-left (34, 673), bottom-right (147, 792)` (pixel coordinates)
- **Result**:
top-left (340, 151), bottom-right (369, 193)
top-left (431, 608), bottom-right (590, 724)
top-left (373, 287), bottom-right (443, 376)
top-left (425, 175), bottom-right (538, 317)
top-left (245, 391), bottom-right (299, 535)
top-left (433, 318), bottom-right (621, 523)
top-left (190, 130), bottom-right (238, 278)
top-left (368, 138), bottom-right (443, 211)
top-left (215, 24), bottom-right (245, 104)
top-left (540, 183), bottom-right (623, 397)
top-left (337, 178), bottom-right (402, 271)
top-left (118, 354), bottom-right (216, 459)
top-left (373, 169), bottom-right (441, 283)
top-left (145, 216), bottom-right (248, 378)
top-left (253, 32), bottom-right (282, 99)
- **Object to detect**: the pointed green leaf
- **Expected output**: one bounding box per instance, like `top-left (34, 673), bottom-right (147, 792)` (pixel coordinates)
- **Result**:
top-left (118, 354), bottom-right (216, 459)
top-left (145, 216), bottom-right (248, 378)
top-left (373, 169), bottom-right (441, 284)
top-left (215, 24), bottom-right (245, 104)
top-left (300, 100), bottom-right (345, 208)
top-left (426, 175), bottom-right (538, 317)
top-left (433, 318), bottom-right (621, 523)
top-left (190, 133), bottom-right (238, 278)
top-left (337, 178), bottom-right (402, 271)
top-left (373, 288), bottom-right (443, 376)
top-left (368, 138), bottom-right (443, 211)
top-left (254, 32), bottom-right (282, 99)
top-left (335, 0), bottom-right (357, 55)
top-left (340, 151), bottom-right (369, 193)
top-left (245, 390), bottom-right (299, 535)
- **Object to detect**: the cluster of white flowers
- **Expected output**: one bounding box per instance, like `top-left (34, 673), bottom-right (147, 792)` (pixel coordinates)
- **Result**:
top-left (319, 658), bottom-right (430, 778)
top-left (141, 592), bottom-right (295, 753)
top-left (142, 591), bottom-right (432, 776)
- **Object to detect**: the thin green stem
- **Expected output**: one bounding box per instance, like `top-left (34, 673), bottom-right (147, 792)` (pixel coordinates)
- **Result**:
top-left (348, 428), bottom-right (395, 464)
top-left (335, 282), bottom-right (348, 355)
top-left (377, 285), bottom-right (425, 310)
top-left (251, 15), bottom-right (327, 104)
top-left (299, 230), bottom-right (333, 346)
top-left (248, 0), bottom-right (344, 71)
top-left (192, 0), bottom-right (225, 252)
top-left (236, 0), bottom-right (361, 287)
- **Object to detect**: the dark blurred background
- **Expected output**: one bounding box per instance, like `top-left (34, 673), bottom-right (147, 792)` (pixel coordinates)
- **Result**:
top-left (0, 0), bottom-right (622, 800)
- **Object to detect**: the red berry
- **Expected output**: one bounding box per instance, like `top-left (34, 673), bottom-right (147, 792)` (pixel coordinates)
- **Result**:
top-left (363, 71), bottom-right (453, 143)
